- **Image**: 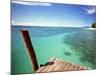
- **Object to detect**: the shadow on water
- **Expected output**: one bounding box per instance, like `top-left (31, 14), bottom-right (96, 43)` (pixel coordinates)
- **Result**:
top-left (63, 29), bottom-right (96, 69)
top-left (63, 48), bottom-right (71, 56)
top-left (64, 51), bottom-right (71, 56)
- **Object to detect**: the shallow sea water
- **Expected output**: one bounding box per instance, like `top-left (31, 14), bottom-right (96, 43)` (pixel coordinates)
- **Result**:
top-left (11, 26), bottom-right (96, 74)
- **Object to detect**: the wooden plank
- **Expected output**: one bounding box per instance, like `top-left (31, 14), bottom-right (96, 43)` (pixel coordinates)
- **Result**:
top-left (36, 58), bottom-right (89, 73)
top-left (57, 61), bottom-right (68, 72)
top-left (35, 66), bottom-right (45, 73)
top-left (52, 61), bottom-right (65, 72)
top-left (36, 58), bottom-right (56, 73)
top-left (72, 65), bottom-right (80, 71)
top-left (63, 62), bottom-right (71, 71)
top-left (47, 59), bottom-right (61, 72)
top-left (41, 58), bottom-right (60, 72)
top-left (67, 64), bottom-right (75, 71)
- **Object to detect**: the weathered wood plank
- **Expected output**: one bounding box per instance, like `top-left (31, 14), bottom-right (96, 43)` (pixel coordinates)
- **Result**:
top-left (67, 64), bottom-right (75, 71)
top-left (72, 65), bottom-right (79, 71)
top-left (46, 59), bottom-right (61, 72)
top-left (36, 58), bottom-right (55, 73)
top-left (36, 58), bottom-right (89, 73)
top-left (57, 61), bottom-right (67, 72)
top-left (41, 58), bottom-right (60, 72)
top-left (52, 61), bottom-right (65, 72)
top-left (35, 66), bottom-right (45, 73)
top-left (63, 62), bottom-right (71, 71)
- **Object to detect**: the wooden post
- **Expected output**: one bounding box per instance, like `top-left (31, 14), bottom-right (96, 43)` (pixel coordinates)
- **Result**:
top-left (20, 30), bottom-right (39, 72)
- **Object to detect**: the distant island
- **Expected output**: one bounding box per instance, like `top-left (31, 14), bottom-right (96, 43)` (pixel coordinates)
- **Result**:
top-left (82, 23), bottom-right (96, 30)
top-left (91, 23), bottom-right (96, 28)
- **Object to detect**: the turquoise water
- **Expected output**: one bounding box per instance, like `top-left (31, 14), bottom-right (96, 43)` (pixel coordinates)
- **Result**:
top-left (11, 26), bottom-right (96, 74)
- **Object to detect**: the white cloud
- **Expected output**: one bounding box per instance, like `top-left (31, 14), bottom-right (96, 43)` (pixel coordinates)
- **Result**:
top-left (12, 0), bottom-right (52, 6)
top-left (11, 19), bottom-right (84, 27)
top-left (83, 7), bottom-right (96, 14)
top-left (11, 20), bottom-right (33, 25)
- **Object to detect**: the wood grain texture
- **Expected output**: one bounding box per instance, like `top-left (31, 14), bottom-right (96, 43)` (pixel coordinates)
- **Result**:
top-left (36, 58), bottom-right (89, 73)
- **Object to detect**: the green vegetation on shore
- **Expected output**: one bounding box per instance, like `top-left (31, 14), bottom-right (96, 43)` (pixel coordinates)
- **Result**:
top-left (91, 23), bottom-right (96, 28)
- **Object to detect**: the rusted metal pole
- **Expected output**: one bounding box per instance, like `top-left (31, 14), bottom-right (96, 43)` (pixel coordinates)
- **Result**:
top-left (20, 29), bottom-right (39, 72)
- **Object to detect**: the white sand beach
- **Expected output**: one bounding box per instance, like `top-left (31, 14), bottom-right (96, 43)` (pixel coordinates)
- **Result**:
top-left (85, 28), bottom-right (96, 30)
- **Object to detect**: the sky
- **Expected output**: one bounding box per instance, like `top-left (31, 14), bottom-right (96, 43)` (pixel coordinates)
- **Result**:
top-left (11, 0), bottom-right (96, 27)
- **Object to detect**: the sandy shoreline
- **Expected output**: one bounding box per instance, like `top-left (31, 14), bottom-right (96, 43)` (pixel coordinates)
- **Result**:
top-left (84, 28), bottom-right (96, 30)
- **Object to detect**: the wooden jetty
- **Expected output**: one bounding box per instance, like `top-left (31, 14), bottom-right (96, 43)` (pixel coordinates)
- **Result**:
top-left (36, 57), bottom-right (89, 73)
top-left (20, 29), bottom-right (90, 73)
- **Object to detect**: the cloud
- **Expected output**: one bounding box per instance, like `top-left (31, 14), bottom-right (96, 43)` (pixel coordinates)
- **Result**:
top-left (83, 6), bottom-right (96, 14)
top-left (11, 20), bottom-right (33, 25)
top-left (11, 19), bottom-right (84, 27)
top-left (12, 0), bottom-right (52, 6)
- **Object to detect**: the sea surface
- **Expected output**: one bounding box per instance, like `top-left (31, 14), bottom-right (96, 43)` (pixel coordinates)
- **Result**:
top-left (11, 26), bottom-right (96, 74)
